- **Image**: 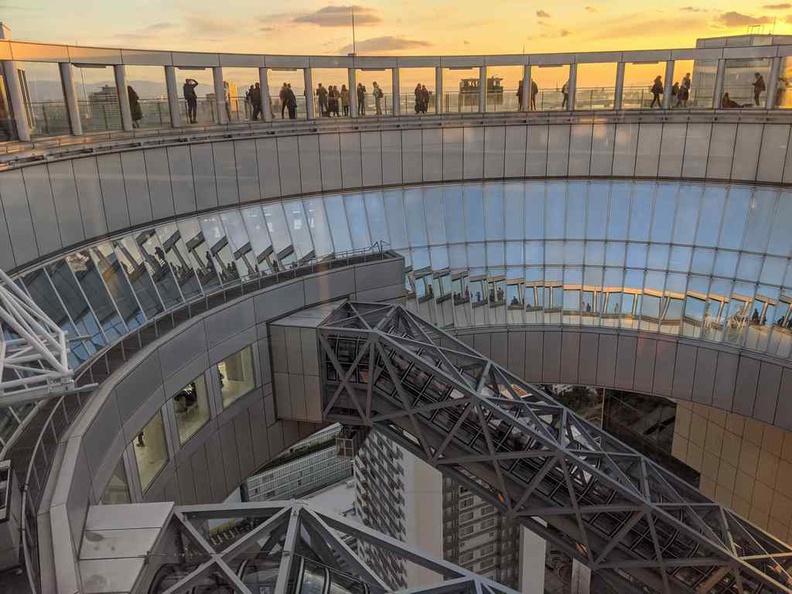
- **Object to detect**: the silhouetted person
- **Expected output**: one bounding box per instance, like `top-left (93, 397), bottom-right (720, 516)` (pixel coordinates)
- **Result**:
top-left (279, 83), bottom-right (288, 118)
top-left (753, 72), bottom-right (766, 106)
top-left (373, 81), bottom-right (383, 115)
top-left (650, 75), bottom-right (663, 108)
top-left (680, 73), bottom-right (691, 107)
top-left (415, 83), bottom-right (422, 114)
top-left (531, 79), bottom-right (538, 110)
top-left (341, 85), bottom-right (350, 116)
top-left (561, 80), bottom-right (569, 109)
top-left (671, 82), bottom-right (680, 107)
top-left (251, 83), bottom-right (262, 120)
top-left (776, 76), bottom-right (790, 107)
top-left (183, 78), bottom-right (198, 123)
top-left (357, 83), bottom-right (366, 115)
top-left (751, 308), bottom-right (761, 324)
top-left (127, 85), bottom-right (143, 128)
top-left (421, 85), bottom-right (430, 112)
top-left (316, 83), bottom-right (328, 117)
top-left (285, 84), bottom-right (297, 119)
top-left (721, 93), bottom-right (745, 109)
top-left (517, 80), bottom-right (524, 110)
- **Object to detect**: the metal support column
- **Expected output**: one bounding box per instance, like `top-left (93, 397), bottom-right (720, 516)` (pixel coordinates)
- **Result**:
top-left (3, 61), bottom-right (31, 141)
top-left (766, 56), bottom-right (782, 109)
top-left (59, 62), bottom-right (83, 136)
top-left (114, 64), bottom-right (133, 131)
top-left (570, 561), bottom-right (591, 594)
top-left (478, 65), bottom-right (487, 113)
top-left (304, 67), bottom-right (315, 120)
top-left (662, 60), bottom-right (675, 109)
top-left (613, 62), bottom-right (625, 110)
top-left (713, 59), bottom-right (726, 109)
top-left (213, 66), bottom-right (228, 124)
top-left (521, 65), bottom-right (531, 112)
top-left (348, 67), bottom-right (357, 117)
top-left (259, 67), bottom-right (272, 122)
top-left (165, 66), bottom-right (182, 127)
top-left (392, 66), bottom-right (401, 116)
top-left (567, 63), bottom-right (577, 111)
top-left (435, 66), bottom-right (443, 113)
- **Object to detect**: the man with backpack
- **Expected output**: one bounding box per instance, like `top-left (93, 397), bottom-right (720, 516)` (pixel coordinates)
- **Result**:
top-left (753, 72), bottom-right (766, 106)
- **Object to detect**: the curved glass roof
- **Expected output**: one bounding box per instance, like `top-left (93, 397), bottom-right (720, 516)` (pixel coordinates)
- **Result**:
top-left (9, 180), bottom-right (791, 376)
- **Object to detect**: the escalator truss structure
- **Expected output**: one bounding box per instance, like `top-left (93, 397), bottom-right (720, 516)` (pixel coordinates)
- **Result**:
top-left (318, 301), bottom-right (792, 594)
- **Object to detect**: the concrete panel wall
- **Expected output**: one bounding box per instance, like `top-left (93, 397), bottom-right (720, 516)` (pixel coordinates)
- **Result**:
top-left (5, 117), bottom-right (792, 273)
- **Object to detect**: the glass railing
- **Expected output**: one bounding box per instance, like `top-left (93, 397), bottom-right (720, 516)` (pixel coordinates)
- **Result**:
top-left (77, 99), bottom-right (123, 133)
top-left (14, 242), bottom-right (393, 594)
top-left (574, 86), bottom-right (616, 110)
top-left (25, 102), bottom-right (71, 137)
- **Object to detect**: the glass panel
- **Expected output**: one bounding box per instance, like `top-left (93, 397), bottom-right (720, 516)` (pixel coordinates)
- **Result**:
top-left (281, 200), bottom-right (315, 260)
top-left (623, 62), bottom-right (667, 109)
top-left (67, 252), bottom-right (126, 340)
top-left (303, 198), bottom-right (334, 257)
top-left (356, 68), bottom-right (391, 116)
top-left (174, 375), bottom-right (211, 444)
top-left (311, 68), bottom-right (349, 118)
top-left (222, 67), bottom-right (261, 122)
top-left (241, 206), bottom-right (277, 274)
top-left (110, 237), bottom-right (164, 319)
top-left (778, 57), bottom-right (792, 108)
top-left (0, 71), bottom-right (15, 140)
top-left (124, 65), bottom-right (170, 129)
top-left (489, 65), bottom-right (521, 112)
top-left (362, 191), bottom-right (389, 247)
top-left (383, 190), bottom-right (409, 249)
top-left (723, 58), bottom-right (771, 108)
top-left (444, 67), bottom-right (480, 113)
top-left (344, 194), bottom-right (372, 250)
top-left (400, 68), bottom-right (435, 114)
top-left (156, 223), bottom-right (203, 297)
top-left (45, 260), bottom-right (106, 349)
top-left (685, 59), bottom-right (715, 108)
top-left (73, 65), bottom-right (122, 132)
top-left (575, 63), bottom-right (616, 110)
top-left (220, 210), bottom-right (258, 280)
top-left (262, 203), bottom-right (297, 267)
top-left (100, 459), bottom-right (131, 505)
top-left (218, 346), bottom-right (256, 408)
top-left (530, 65), bottom-right (570, 111)
top-left (122, 233), bottom-right (183, 309)
top-left (133, 411), bottom-right (168, 492)
top-left (18, 61), bottom-right (69, 137)
top-left (177, 68), bottom-right (215, 125)
top-left (89, 244), bottom-right (145, 330)
top-left (267, 69), bottom-right (307, 120)
top-left (200, 215), bottom-right (242, 283)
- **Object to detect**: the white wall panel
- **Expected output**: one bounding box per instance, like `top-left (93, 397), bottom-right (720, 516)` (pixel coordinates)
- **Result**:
top-left (297, 135), bottom-right (322, 195)
top-left (681, 123), bottom-right (711, 178)
top-left (73, 157), bottom-right (110, 239)
top-left (48, 161), bottom-right (85, 247)
top-left (442, 127), bottom-right (464, 181)
top-left (381, 130), bottom-right (403, 185)
top-left (144, 148), bottom-right (175, 220)
top-left (22, 165), bottom-right (63, 255)
top-left (705, 123), bottom-right (737, 180)
top-left (546, 124), bottom-right (570, 177)
top-left (658, 123), bottom-right (686, 178)
top-left (757, 124), bottom-right (789, 183)
top-left (634, 124), bottom-right (662, 178)
top-left (120, 152), bottom-right (153, 227)
top-left (166, 146), bottom-right (196, 215)
top-left (277, 136), bottom-right (301, 196)
top-left (590, 123), bottom-right (615, 176)
top-left (96, 154), bottom-right (131, 233)
top-left (360, 131), bottom-right (383, 187)
top-left (525, 124), bottom-right (548, 177)
top-left (731, 124), bottom-right (763, 181)
top-left (234, 139), bottom-right (261, 203)
top-left (423, 128), bottom-right (443, 182)
top-left (612, 123), bottom-right (639, 177)
top-left (568, 124), bottom-right (592, 177)
top-left (463, 126), bottom-right (485, 180)
top-left (483, 126), bottom-right (506, 178)
top-left (318, 133), bottom-right (342, 191)
top-left (0, 169), bottom-right (38, 265)
top-left (189, 144), bottom-right (218, 211)
top-left (402, 129), bottom-right (422, 184)
top-left (504, 125), bottom-right (527, 177)
top-left (212, 142), bottom-right (240, 206)
top-left (340, 133), bottom-right (363, 188)
top-left (255, 138), bottom-right (281, 199)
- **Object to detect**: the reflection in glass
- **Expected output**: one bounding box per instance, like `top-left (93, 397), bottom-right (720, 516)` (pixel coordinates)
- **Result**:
top-left (46, 259), bottom-right (106, 349)
top-left (173, 375), bottom-right (211, 444)
top-left (133, 411), bottom-right (168, 492)
top-left (218, 346), bottom-right (255, 408)
top-left (100, 459), bottom-right (131, 504)
top-left (178, 218), bottom-right (219, 291)
top-left (117, 235), bottom-right (180, 310)
top-left (90, 244), bottom-right (145, 331)
top-left (156, 223), bottom-right (203, 298)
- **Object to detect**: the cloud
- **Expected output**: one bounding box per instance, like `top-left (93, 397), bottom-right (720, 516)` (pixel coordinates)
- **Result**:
top-left (716, 11), bottom-right (773, 27)
top-left (293, 5), bottom-right (381, 27)
top-left (339, 35), bottom-right (431, 53)
top-left (680, 6), bottom-right (708, 11)
top-left (536, 9), bottom-right (551, 17)
top-left (111, 21), bottom-right (178, 43)
top-left (763, 2), bottom-right (791, 8)
top-left (540, 28), bottom-right (570, 38)
top-left (585, 6), bottom-right (597, 12)
top-left (580, 11), bottom-right (707, 41)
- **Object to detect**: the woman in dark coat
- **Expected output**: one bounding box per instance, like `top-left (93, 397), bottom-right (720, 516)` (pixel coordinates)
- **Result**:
top-left (127, 86), bottom-right (143, 128)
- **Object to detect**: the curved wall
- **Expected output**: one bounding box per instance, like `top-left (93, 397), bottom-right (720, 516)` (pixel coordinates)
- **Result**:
top-left (3, 113), bottom-right (792, 273)
top-left (45, 256), bottom-right (404, 593)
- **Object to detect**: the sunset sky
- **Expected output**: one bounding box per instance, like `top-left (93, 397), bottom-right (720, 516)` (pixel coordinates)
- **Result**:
top-left (3, 0), bottom-right (791, 56)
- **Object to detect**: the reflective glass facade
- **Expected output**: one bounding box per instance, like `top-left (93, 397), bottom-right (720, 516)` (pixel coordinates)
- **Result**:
top-left (9, 180), bottom-right (792, 366)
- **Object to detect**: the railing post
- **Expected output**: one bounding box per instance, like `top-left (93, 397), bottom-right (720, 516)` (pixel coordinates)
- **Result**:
top-left (348, 67), bottom-right (358, 117)
top-left (478, 65), bottom-right (487, 113)
top-left (2, 61), bottom-right (31, 141)
top-left (303, 66), bottom-right (315, 120)
top-left (713, 58), bottom-right (726, 109)
top-left (114, 64), bottom-right (133, 131)
top-left (213, 66), bottom-right (228, 124)
top-left (259, 66), bottom-right (272, 122)
top-left (521, 64), bottom-right (531, 112)
top-left (59, 62), bottom-right (83, 136)
top-left (614, 62), bottom-right (625, 110)
top-left (766, 56), bottom-right (782, 109)
top-left (165, 65), bottom-right (182, 127)
top-left (662, 60), bottom-right (675, 109)
top-left (392, 66), bottom-right (401, 116)
top-left (567, 63), bottom-right (577, 111)
top-left (435, 65), bottom-right (443, 113)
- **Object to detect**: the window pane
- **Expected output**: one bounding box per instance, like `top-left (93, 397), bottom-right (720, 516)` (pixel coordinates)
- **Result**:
top-left (219, 346), bottom-right (255, 408)
top-left (133, 411), bottom-right (168, 492)
top-left (174, 375), bottom-right (211, 444)
top-left (100, 459), bottom-right (131, 505)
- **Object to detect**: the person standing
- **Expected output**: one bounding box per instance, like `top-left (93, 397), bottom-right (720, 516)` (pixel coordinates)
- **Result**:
top-left (681, 73), bottom-right (691, 107)
top-left (285, 84), bottom-right (297, 119)
top-left (517, 79), bottom-right (524, 111)
top-left (316, 83), bottom-right (328, 117)
top-left (341, 85), bottom-right (350, 116)
top-left (776, 76), bottom-right (790, 108)
top-left (183, 78), bottom-right (198, 123)
top-left (753, 72), bottom-right (766, 106)
top-left (251, 83), bottom-right (262, 121)
top-left (127, 85), bottom-right (143, 128)
top-left (650, 75), bottom-right (664, 108)
top-left (671, 81), bottom-right (680, 108)
top-left (531, 79), bottom-right (538, 110)
top-left (279, 83), bottom-right (288, 119)
top-left (357, 83), bottom-right (366, 115)
top-left (373, 81), bottom-right (384, 115)
top-left (561, 80), bottom-right (569, 110)
top-left (414, 83), bottom-right (422, 114)
top-left (421, 84), bottom-right (430, 113)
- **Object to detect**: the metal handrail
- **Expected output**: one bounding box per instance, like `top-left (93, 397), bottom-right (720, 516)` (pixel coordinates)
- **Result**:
top-left (16, 241), bottom-right (393, 594)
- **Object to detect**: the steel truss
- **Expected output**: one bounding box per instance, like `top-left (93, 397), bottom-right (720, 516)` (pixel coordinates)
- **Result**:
top-left (147, 500), bottom-right (518, 594)
top-left (0, 268), bottom-right (73, 405)
top-left (317, 302), bottom-right (792, 594)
